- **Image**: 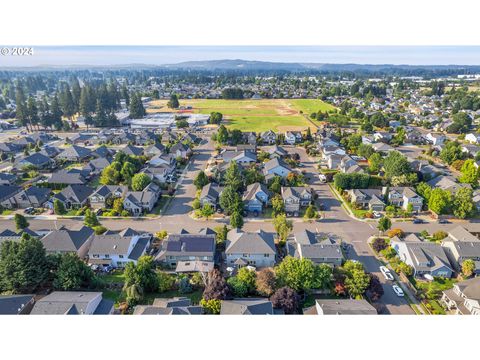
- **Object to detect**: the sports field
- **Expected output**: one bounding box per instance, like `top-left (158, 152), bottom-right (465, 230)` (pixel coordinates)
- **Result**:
top-left (147, 98), bottom-right (335, 132)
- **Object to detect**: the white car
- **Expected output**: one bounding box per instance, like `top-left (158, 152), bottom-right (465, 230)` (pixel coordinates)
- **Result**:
top-left (372, 211), bottom-right (382, 218)
top-left (392, 284), bottom-right (404, 297)
top-left (379, 266), bottom-right (394, 281)
top-left (318, 174), bottom-right (327, 183)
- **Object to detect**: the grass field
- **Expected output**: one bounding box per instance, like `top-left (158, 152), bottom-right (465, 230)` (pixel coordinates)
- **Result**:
top-left (147, 98), bottom-right (335, 132)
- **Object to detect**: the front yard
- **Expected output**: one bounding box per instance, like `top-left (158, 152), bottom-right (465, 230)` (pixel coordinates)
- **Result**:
top-left (410, 277), bottom-right (457, 314)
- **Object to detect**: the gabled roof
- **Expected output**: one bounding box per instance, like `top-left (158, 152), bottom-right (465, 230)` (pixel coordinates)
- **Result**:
top-left (226, 229), bottom-right (276, 255)
top-left (54, 185), bottom-right (95, 204)
top-left (42, 226), bottom-right (94, 253)
top-left (264, 158), bottom-right (291, 172)
top-left (121, 144), bottom-right (143, 156)
top-left (0, 295), bottom-right (34, 314)
top-left (0, 185), bottom-right (22, 202)
top-left (48, 169), bottom-right (88, 185)
top-left (243, 182), bottom-right (270, 201)
top-left (57, 145), bottom-right (91, 159)
top-left (88, 233), bottom-right (137, 256)
top-left (156, 233), bottom-right (216, 260)
top-left (220, 298), bottom-right (274, 315)
top-left (19, 152), bottom-right (52, 166)
top-left (200, 183), bottom-right (222, 201)
top-left (281, 186), bottom-right (312, 200)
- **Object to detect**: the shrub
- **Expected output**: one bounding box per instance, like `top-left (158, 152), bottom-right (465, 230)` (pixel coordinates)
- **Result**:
top-left (380, 247), bottom-right (397, 260)
top-left (93, 225), bottom-right (107, 235)
top-left (200, 298), bottom-right (221, 314)
top-left (432, 231), bottom-right (448, 241)
top-left (371, 238), bottom-right (389, 253)
top-left (178, 277), bottom-right (193, 294)
top-left (387, 228), bottom-right (404, 238)
top-left (157, 271), bottom-right (175, 292)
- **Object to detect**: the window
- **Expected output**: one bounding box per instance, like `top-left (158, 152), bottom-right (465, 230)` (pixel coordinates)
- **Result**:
top-left (119, 255), bottom-right (124, 259)
top-left (264, 254), bottom-right (269, 257)
top-left (104, 254), bottom-right (110, 259)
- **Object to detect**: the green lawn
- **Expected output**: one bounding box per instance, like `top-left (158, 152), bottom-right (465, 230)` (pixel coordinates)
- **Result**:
top-left (289, 99), bottom-right (336, 115)
top-left (225, 115), bottom-right (311, 132)
top-left (99, 271), bottom-right (126, 284)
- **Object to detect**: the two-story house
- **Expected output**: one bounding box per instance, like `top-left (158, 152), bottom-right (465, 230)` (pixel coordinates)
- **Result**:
top-left (281, 186), bottom-right (314, 216)
top-left (225, 229), bottom-right (276, 268)
top-left (89, 185), bottom-right (128, 209)
top-left (287, 230), bottom-right (344, 267)
top-left (441, 277), bottom-right (480, 315)
top-left (382, 186), bottom-right (423, 212)
top-left (123, 182), bottom-right (161, 215)
top-left (243, 182), bottom-right (271, 215)
top-left (199, 183), bottom-right (222, 210)
top-left (441, 226), bottom-right (480, 275)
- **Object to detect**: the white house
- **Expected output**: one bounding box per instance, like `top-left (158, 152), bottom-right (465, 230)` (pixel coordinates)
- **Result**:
top-left (465, 133), bottom-right (480, 144)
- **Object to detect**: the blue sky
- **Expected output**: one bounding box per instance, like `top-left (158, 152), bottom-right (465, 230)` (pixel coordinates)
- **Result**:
top-left (1, 46), bottom-right (480, 67)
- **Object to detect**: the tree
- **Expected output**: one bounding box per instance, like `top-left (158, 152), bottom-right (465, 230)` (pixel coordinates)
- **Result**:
top-left (268, 176), bottom-right (282, 194)
top-left (366, 274), bottom-right (384, 301)
top-left (167, 94), bottom-right (180, 109)
top-left (194, 171), bottom-right (209, 190)
top-left (131, 173), bottom-right (151, 191)
top-left (125, 283), bottom-right (143, 307)
top-left (53, 199), bottom-right (66, 215)
top-left (219, 186), bottom-right (242, 215)
top-left (273, 214), bottom-right (293, 243)
top-left (256, 268), bottom-right (277, 296)
top-left (230, 211), bottom-right (244, 229)
top-left (377, 217), bottom-right (391, 233)
top-left (14, 213), bottom-right (29, 230)
top-left (462, 259), bottom-right (476, 277)
top-left (157, 271), bottom-right (175, 292)
top-left (428, 188), bottom-right (451, 215)
top-left (276, 256), bottom-right (332, 292)
top-left (459, 159), bottom-right (479, 185)
top-left (209, 112), bottom-right (223, 125)
top-left (200, 298), bottom-right (221, 314)
top-left (200, 204), bottom-right (215, 219)
top-left (224, 161), bottom-right (243, 191)
top-left (237, 267), bottom-right (257, 293)
top-left (214, 225), bottom-right (229, 245)
top-left (304, 204), bottom-right (317, 219)
top-left (129, 93), bottom-right (146, 118)
top-left (270, 287), bottom-right (299, 314)
top-left (100, 165), bottom-right (120, 185)
top-left (227, 276), bottom-right (248, 297)
top-left (453, 187), bottom-right (476, 219)
top-left (383, 151), bottom-right (411, 179)
top-left (53, 253), bottom-right (96, 290)
top-left (271, 194), bottom-right (285, 215)
top-left (216, 125), bottom-right (229, 144)
top-left (440, 141), bottom-right (464, 165)
top-left (84, 209), bottom-right (100, 228)
top-left (203, 269), bottom-right (230, 301)
top-left (124, 255), bottom-right (159, 294)
top-left (0, 235), bottom-right (49, 293)
top-left (342, 260), bottom-right (371, 299)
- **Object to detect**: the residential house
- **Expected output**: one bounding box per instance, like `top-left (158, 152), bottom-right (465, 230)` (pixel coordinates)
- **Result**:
top-left (225, 229), bottom-right (276, 268)
top-left (263, 158), bottom-right (292, 180)
top-left (391, 234), bottom-right (454, 278)
top-left (48, 169), bottom-right (89, 185)
top-left (12, 186), bottom-right (51, 208)
top-left (56, 145), bottom-right (92, 162)
top-left (382, 186), bottom-right (423, 212)
top-left (285, 131), bottom-right (302, 145)
top-left (266, 145), bottom-right (288, 159)
top-left (465, 133), bottom-right (480, 144)
top-left (347, 188), bottom-right (386, 211)
top-left (242, 132), bottom-right (257, 145)
top-left (121, 144), bottom-right (144, 157)
top-left (287, 230), bottom-right (344, 267)
top-left (0, 295), bottom-right (35, 315)
top-left (0, 173), bottom-right (17, 185)
top-left (155, 232), bottom-right (216, 267)
top-left (144, 143), bottom-right (165, 157)
top-left (91, 145), bottom-right (114, 159)
top-left (83, 156), bottom-right (113, 175)
top-left (441, 226), bottom-right (480, 275)
top-left (41, 226), bottom-right (95, 258)
top-left (427, 175), bottom-right (471, 195)
top-left (243, 182), bottom-right (270, 214)
top-left (30, 291), bottom-right (114, 315)
top-left (220, 150), bottom-right (257, 165)
top-left (220, 298), bottom-right (276, 315)
top-left (371, 142), bottom-right (394, 153)
top-left (15, 152), bottom-right (55, 170)
top-left (373, 131), bottom-right (393, 143)
top-left (123, 182), bottom-right (161, 215)
top-left (281, 186), bottom-right (313, 216)
top-left (142, 164), bottom-right (176, 184)
top-left (441, 277), bottom-right (480, 315)
top-left (89, 185), bottom-right (128, 209)
top-left (149, 153), bottom-right (176, 167)
top-left (39, 145), bottom-right (62, 158)
top-left (424, 133), bottom-right (446, 146)
top-left (0, 185), bottom-right (23, 209)
top-left (170, 142), bottom-right (192, 159)
top-left (260, 130), bottom-right (277, 145)
top-left (88, 229), bottom-right (151, 268)
top-left (303, 299), bottom-right (377, 315)
top-left (133, 297), bottom-right (203, 315)
top-left (199, 183), bottom-right (222, 210)
top-left (461, 144), bottom-right (480, 158)
top-left (326, 153), bottom-right (344, 170)
top-left (50, 185), bottom-right (94, 209)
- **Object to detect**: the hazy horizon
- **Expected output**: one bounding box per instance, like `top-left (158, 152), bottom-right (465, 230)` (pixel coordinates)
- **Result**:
top-left (1, 46), bottom-right (480, 67)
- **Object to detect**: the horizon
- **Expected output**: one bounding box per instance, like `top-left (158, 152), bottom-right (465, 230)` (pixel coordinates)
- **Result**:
top-left (2, 46), bottom-right (480, 67)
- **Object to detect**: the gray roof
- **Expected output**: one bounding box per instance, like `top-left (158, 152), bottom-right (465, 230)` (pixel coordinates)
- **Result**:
top-left (264, 158), bottom-right (291, 173)
top-left (133, 297), bottom-right (203, 315)
top-left (226, 229), bottom-right (276, 255)
top-left (19, 152), bottom-right (52, 166)
top-left (200, 183), bottom-right (222, 202)
top-left (121, 144), bottom-right (143, 156)
top-left (30, 292), bottom-right (108, 315)
top-left (156, 234), bottom-right (216, 260)
top-left (48, 169), bottom-right (88, 185)
top-left (243, 182), bottom-right (270, 202)
top-left (220, 298), bottom-right (274, 315)
top-left (0, 295), bottom-right (34, 314)
top-left (394, 238), bottom-right (453, 273)
top-left (281, 186), bottom-right (312, 201)
top-left (57, 145), bottom-right (91, 159)
top-left (455, 277), bottom-right (480, 300)
top-left (0, 185), bottom-right (22, 202)
top-left (88, 232), bottom-right (142, 257)
top-left (54, 185), bottom-right (94, 204)
top-left (42, 226), bottom-right (94, 253)
top-left (308, 299), bottom-right (377, 315)
top-left (447, 226), bottom-right (479, 242)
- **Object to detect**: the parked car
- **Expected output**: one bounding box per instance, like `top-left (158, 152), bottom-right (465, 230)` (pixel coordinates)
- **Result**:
top-left (392, 284), bottom-right (404, 297)
top-left (379, 266), bottom-right (394, 281)
top-left (24, 207), bottom-right (34, 214)
top-left (438, 219), bottom-right (449, 224)
top-left (373, 211), bottom-right (382, 218)
top-left (413, 218), bottom-right (423, 224)
top-left (318, 174), bottom-right (327, 183)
